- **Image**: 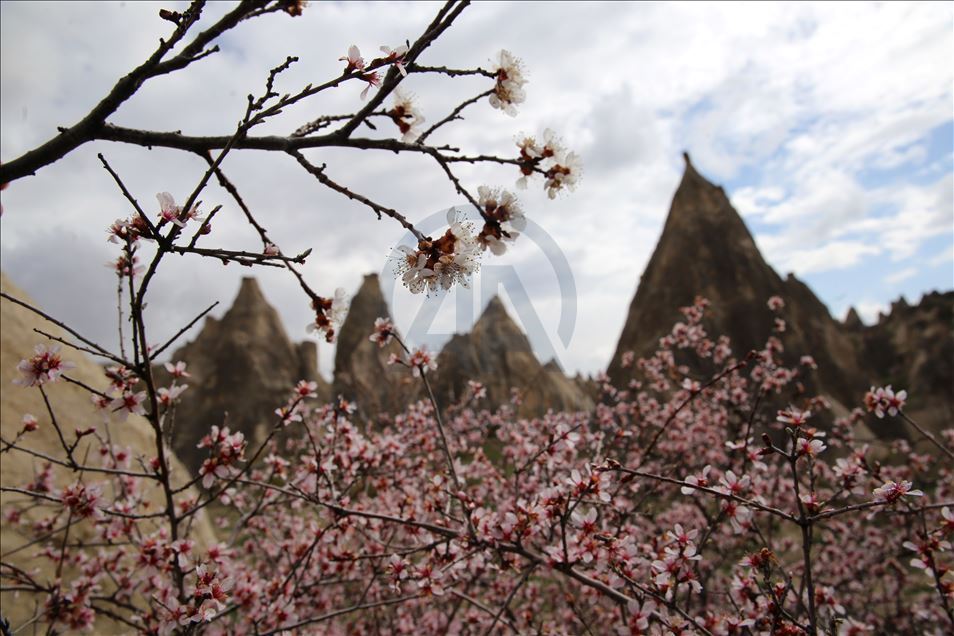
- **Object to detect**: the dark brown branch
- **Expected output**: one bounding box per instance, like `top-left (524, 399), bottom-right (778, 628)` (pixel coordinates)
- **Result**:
top-left (289, 150), bottom-right (425, 241)
top-left (408, 64), bottom-right (494, 78)
top-left (258, 592), bottom-right (426, 635)
top-left (98, 153), bottom-right (162, 241)
top-left (93, 123), bottom-right (464, 154)
top-left (151, 301), bottom-right (219, 359)
top-left (416, 89), bottom-right (494, 144)
top-left (200, 155), bottom-right (324, 305)
top-left (31, 328), bottom-right (127, 367)
top-left (0, 292), bottom-right (118, 360)
top-left (167, 244), bottom-right (291, 267)
top-left (0, 437), bottom-right (155, 480)
top-left (1, 1), bottom-right (211, 183)
top-left (330, 0), bottom-right (471, 140)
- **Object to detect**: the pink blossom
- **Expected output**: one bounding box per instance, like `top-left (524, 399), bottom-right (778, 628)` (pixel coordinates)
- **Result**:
top-left (369, 317), bottom-right (395, 348)
top-left (275, 403), bottom-right (303, 425)
top-left (626, 598), bottom-right (656, 631)
top-left (106, 218), bottom-right (133, 244)
top-left (109, 390), bottom-right (148, 420)
top-left (796, 437), bottom-right (826, 458)
top-left (664, 524), bottom-right (698, 547)
top-left (380, 43), bottom-right (408, 76)
top-left (681, 465), bottom-right (712, 495)
top-left (306, 288), bottom-right (348, 343)
top-left (294, 380), bottom-right (319, 398)
top-left (681, 377), bottom-right (701, 393)
top-left (60, 483), bottom-right (102, 519)
top-left (942, 506), bottom-right (954, 534)
top-left (409, 347), bottom-right (437, 376)
top-left (872, 480), bottom-right (924, 503)
top-left (171, 539), bottom-right (194, 568)
top-left (416, 562), bottom-right (445, 597)
top-left (157, 192), bottom-right (187, 227)
top-left (359, 71), bottom-right (381, 100)
top-left (800, 355), bottom-right (818, 369)
top-left (489, 50), bottom-right (526, 116)
top-left (21, 413), bottom-right (38, 432)
top-left (157, 384), bottom-right (188, 406)
top-left (572, 508), bottom-right (598, 534)
top-left (621, 350), bottom-right (635, 368)
top-left (864, 385), bottom-right (908, 418)
top-left (164, 361), bottom-right (191, 378)
top-left (799, 491), bottom-right (823, 513)
top-left (468, 380), bottom-right (487, 400)
top-left (543, 150), bottom-right (582, 199)
top-left (13, 343), bottom-right (76, 387)
top-left (339, 44), bottom-right (365, 72)
top-left (717, 470), bottom-right (750, 496)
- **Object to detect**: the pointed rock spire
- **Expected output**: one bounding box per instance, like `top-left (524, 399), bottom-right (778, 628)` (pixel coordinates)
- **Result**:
top-left (431, 297), bottom-right (592, 416)
top-left (335, 274), bottom-right (392, 374)
top-left (471, 296), bottom-right (535, 356)
top-left (162, 277), bottom-right (328, 476)
top-left (607, 156), bottom-right (863, 413)
top-left (332, 274), bottom-right (417, 418)
top-left (844, 307), bottom-right (864, 330)
top-left (233, 276), bottom-right (268, 308)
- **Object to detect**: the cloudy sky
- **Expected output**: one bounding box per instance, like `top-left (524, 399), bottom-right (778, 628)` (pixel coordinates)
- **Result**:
top-left (1, 1), bottom-right (952, 380)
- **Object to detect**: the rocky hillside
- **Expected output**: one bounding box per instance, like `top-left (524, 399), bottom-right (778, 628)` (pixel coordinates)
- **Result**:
top-left (0, 273), bottom-right (216, 630)
top-left (431, 297), bottom-right (594, 417)
top-left (160, 277), bottom-right (330, 475)
top-left (848, 291), bottom-right (954, 438)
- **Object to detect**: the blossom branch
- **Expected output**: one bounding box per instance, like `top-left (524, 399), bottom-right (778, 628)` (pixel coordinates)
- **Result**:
top-left (901, 412), bottom-right (954, 460)
top-left (289, 149), bottom-right (426, 242)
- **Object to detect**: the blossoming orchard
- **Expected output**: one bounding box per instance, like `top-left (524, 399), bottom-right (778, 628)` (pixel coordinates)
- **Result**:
top-left (1, 1), bottom-right (952, 635)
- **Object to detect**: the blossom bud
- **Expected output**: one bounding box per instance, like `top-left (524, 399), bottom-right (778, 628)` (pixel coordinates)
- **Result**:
top-left (21, 414), bottom-right (38, 432)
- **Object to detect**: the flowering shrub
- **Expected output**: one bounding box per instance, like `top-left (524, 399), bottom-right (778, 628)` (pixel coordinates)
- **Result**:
top-left (1, 1), bottom-right (951, 634)
top-left (3, 294), bottom-right (953, 634)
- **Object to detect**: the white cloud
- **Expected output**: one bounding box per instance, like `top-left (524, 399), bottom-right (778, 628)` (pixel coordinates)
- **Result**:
top-left (765, 240), bottom-right (882, 276)
top-left (1, 1), bottom-right (951, 379)
top-left (930, 245), bottom-right (954, 268)
top-left (885, 267), bottom-right (918, 285)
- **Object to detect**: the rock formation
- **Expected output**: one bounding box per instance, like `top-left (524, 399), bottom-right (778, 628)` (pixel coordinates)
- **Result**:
top-left (332, 274), bottom-right (418, 419)
top-left (607, 154), bottom-right (864, 413)
top-left (161, 277), bottom-right (330, 475)
top-left (607, 154), bottom-right (953, 441)
top-left (432, 297), bottom-right (594, 417)
top-left (0, 273), bottom-right (216, 630)
top-left (849, 291), bottom-right (954, 439)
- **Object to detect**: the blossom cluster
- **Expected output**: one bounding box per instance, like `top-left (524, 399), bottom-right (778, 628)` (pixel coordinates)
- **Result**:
top-left (864, 384), bottom-right (908, 418)
top-left (13, 343), bottom-right (75, 387)
top-left (305, 287), bottom-right (348, 342)
top-left (395, 210), bottom-right (480, 294)
top-left (339, 43), bottom-right (408, 100)
top-left (196, 424), bottom-right (248, 489)
top-left (475, 185), bottom-right (525, 255)
top-left (388, 89), bottom-right (425, 143)
top-left (489, 49), bottom-right (527, 116)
